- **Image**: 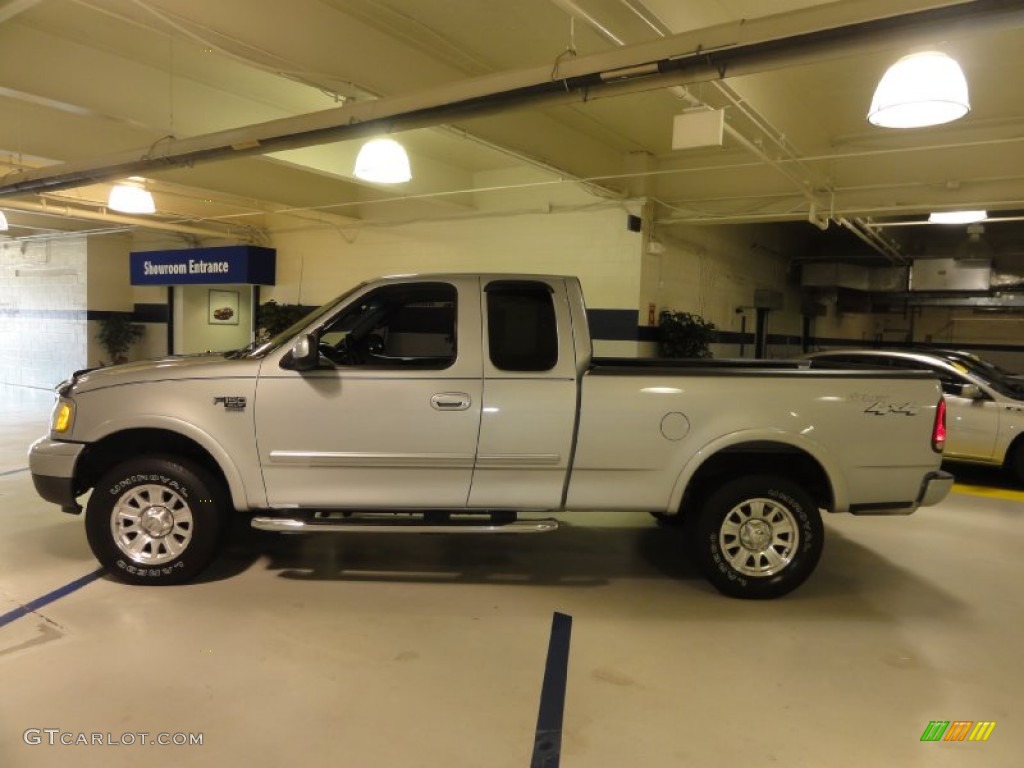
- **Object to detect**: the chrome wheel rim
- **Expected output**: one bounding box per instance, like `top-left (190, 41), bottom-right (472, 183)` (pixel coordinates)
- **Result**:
top-left (718, 497), bottom-right (799, 577)
top-left (110, 484), bottom-right (194, 565)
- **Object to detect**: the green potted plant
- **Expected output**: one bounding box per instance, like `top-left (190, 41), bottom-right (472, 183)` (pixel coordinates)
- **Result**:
top-left (97, 314), bottom-right (145, 365)
top-left (256, 300), bottom-right (314, 342)
top-left (658, 309), bottom-right (716, 358)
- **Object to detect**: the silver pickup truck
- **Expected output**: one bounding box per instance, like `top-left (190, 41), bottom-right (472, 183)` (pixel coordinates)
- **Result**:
top-left (29, 274), bottom-right (953, 598)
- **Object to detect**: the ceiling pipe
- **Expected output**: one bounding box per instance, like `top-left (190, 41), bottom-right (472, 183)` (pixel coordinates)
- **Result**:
top-left (605, 0), bottom-right (893, 243)
top-left (556, 0), bottom-right (836, 227)
top-left (838, 217), bottom-right (906, 264)
top-left (872, 214), bottom-right (1024, 227)
top-left (0, 199), bottom-right (245, 239)
top-left (1, 0), bottom-right (1020, 200)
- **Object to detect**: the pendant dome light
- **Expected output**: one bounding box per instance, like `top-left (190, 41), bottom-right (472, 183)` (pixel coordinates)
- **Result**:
top-left (108, 182), bottom-right (155, 214)
top-left (868, 51), bottom-right (970, 129)
top-left (353, 138), bottom-right (412, 184)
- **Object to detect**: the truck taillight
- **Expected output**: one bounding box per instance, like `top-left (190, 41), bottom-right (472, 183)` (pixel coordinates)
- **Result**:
top-left (932, 398), bottom-right (947, 452)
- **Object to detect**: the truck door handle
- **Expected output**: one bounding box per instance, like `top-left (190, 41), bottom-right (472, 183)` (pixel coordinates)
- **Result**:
top-left (431, 393), bottom-right (471, 411)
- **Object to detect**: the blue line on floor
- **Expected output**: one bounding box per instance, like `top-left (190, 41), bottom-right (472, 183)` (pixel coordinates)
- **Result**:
top-left (0, 569), bottom-right (105, 628)
top-left (0, 467), bottom-right (30, 477)
top-left (531, 611), bottom-right (573, 768)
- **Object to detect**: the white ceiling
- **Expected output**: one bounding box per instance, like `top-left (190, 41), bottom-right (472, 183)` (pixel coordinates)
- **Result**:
top-left (2, 0), bottom-right (1024, 266)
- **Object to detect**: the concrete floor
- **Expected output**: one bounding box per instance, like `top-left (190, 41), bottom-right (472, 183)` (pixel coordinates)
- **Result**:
top-left (1, 384), bottom-right (1022, 767)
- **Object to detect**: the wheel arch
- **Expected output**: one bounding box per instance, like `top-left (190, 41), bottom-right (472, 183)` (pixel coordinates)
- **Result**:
top-left (76, 425), bottom-right (249, 510)
top-left (670, 433), bottom-right (843, 517)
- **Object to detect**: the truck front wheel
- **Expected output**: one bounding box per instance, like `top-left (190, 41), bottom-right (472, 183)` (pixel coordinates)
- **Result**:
top-left (689, 475), bottom-right (824, 599)
top-left (85, 456), bottom-right (228, 585)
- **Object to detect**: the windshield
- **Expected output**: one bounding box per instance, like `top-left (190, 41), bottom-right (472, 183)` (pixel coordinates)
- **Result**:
top-left (230, 283), bottom-right (367, 359)
top-left (937, 352), bottom-right (1024, 400)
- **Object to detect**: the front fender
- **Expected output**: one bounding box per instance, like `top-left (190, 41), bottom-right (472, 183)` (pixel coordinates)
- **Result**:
top-left (86, 413), bottom-right (261, 511)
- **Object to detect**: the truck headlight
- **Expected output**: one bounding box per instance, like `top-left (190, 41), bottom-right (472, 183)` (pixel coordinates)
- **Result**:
top-left (52, 399), bottom-right (74, 434)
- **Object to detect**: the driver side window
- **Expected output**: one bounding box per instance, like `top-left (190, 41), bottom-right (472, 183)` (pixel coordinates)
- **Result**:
top-left (317, 282), bottom-right (457, 369)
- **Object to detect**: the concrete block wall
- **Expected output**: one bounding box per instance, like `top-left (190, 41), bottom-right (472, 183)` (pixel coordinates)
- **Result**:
top-left (0, 238), bottom-right (88, 389)
top-left (265, 203), bottom-right (646, 355)
top-left (914, 307), bottom-right (1024, 372)
top-left (10, 195), bottom-right (1017, 379)
top-left (643, 223), bottom-right (808, 359)
top-left (801, 300), bottom-right (1024, 372)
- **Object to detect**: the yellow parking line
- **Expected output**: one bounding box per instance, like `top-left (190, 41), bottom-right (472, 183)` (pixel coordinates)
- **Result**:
top-left (952, 484), bottom-right (1024, 502)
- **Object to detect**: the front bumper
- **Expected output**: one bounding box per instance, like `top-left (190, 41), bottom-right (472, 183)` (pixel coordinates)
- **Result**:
top-left (29, 437), bottom-right (85, 513)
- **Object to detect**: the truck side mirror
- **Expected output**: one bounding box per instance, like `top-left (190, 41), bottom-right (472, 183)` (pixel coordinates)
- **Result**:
top-left (283, 334), bottom-right (318, 371)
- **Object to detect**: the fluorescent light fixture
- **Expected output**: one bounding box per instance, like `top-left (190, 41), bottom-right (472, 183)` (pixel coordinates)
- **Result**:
top-left (0, 210), bottom-right (7, 231)
top-left (868, 51), bottom-right (970, 129)
top-left (108, 183), bottom-right (155, 214)
top-left (15, 266), bottom-right (78, 277)
top-left (928, 210), bottom-right (987, 225)
top-left (353, 138), bottom-right (412, 183)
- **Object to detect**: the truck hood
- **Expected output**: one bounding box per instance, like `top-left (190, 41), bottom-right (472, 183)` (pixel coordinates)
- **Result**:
top-left (67, 354), bottom-right (261, 394)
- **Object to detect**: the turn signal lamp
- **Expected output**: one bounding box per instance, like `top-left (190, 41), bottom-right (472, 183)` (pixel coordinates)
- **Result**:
top-left (54, 402), bottom-right (73, 433)
top-left (932, 398), bottom-right (947, 452)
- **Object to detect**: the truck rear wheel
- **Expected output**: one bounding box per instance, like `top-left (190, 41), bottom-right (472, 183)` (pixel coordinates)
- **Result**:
top-left (689, 475), bottom-right (823, 599)
top-left (85, 456), bottom-right (228, 585)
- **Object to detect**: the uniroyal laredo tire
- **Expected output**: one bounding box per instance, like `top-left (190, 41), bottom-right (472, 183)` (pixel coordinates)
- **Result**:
top-left (85, 456), bottom-right (228, 585)
top-left (689, 475), bottom-right (824, 599)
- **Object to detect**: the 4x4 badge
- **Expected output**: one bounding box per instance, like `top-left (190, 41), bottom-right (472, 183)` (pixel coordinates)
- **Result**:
top-left (213, 396), bottom-right (246, 412)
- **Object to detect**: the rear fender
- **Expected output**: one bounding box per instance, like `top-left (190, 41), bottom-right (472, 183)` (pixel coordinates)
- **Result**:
top-left (667, 429), bottom-right (846, 514)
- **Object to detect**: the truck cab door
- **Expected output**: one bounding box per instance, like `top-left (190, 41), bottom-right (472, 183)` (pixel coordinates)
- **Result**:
top-left (254, 278), bottom-right (483, 509)
top-left (468, 279), bottom-right (580, 509)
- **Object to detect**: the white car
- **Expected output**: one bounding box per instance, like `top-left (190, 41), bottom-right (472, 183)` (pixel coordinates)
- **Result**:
top-left (806, 349), bottom-right (1024, 482)
top-left (932, 349), bottom-right (1024, 387)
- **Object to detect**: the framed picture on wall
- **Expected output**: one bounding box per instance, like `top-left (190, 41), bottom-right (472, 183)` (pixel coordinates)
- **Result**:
top-left (208, 289), bottom-right (239, 325)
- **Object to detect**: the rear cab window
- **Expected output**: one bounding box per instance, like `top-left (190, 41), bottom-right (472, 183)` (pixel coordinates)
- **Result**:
top-left (484, 280), bottom-right (558, 372)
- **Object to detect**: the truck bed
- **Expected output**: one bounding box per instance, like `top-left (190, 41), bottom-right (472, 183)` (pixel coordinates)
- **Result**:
top-left (588, 357), bottom-right (936, 378)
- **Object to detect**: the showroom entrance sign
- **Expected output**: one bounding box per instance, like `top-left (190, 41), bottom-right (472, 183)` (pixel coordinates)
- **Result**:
top-left (129, 245), bottom-right (276, 285)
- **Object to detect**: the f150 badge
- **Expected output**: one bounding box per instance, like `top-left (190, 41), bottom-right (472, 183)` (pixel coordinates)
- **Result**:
top-left (213, 396), bottom-right (247, 412)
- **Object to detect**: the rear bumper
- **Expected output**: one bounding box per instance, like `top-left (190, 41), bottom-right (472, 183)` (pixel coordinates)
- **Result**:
top-left (917, 469), bottom-right (955, 507)
top-left (847, 469), bottom-right (954, 516)
top-left (28, 438), bottom-right (85, 513)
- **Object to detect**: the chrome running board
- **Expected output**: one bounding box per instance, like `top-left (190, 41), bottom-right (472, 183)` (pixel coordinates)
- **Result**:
top-left (251, 513), bottom-right (558, 535)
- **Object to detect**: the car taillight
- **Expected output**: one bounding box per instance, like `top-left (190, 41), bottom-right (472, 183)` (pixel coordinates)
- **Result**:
top-left (932, 398), bottom-right (947, 452)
